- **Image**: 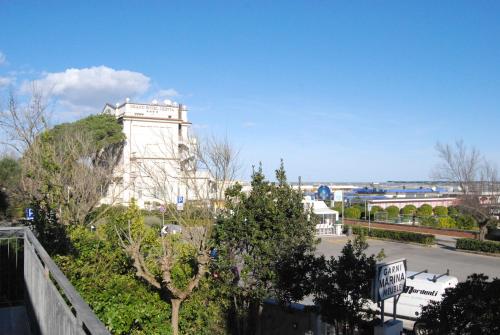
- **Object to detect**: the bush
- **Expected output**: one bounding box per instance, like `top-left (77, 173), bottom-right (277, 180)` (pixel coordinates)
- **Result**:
top-left (433, 206), bottom-right (448, 216)
top-left (386, 206), bottom-right (400, 219)
top-left (417, 204), bottom-right (433, 217)
top-left (455, 214), bottom-right (478, 230)
top-left (344, 207), bottom-right (362, 219)
top-left (349, 225), bottom-right (435, 245)
top-left (437, 216), bottom-right (457, 229)
top-left (401, 205), bottom-right (417, 216)
top-left (456, 238), bottom-right (500, 254)
top-left (419, 216), bottom-right (438, 227)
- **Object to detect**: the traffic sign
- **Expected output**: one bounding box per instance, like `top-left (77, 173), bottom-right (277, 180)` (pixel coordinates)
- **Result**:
top-left (25, 208), bottom-right (35, 221)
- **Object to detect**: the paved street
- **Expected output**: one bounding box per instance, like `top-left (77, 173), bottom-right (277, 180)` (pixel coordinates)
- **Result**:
top-left (317, 235), bottom-right (500, 282)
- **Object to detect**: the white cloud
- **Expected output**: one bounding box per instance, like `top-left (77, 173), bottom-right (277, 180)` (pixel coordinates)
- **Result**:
top-left (24, 66), bottom-right (151, 117)
top-left (242, 121), bottom-right (256, 128)
top-left (156, 88), bottom-right (179, 98)
top-left (0, 76), bottom-right (13, 87)
top-left (0, 52), bottom-right (6, 65)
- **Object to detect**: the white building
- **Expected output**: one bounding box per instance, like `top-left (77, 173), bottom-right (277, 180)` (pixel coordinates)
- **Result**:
top-left (101, 99), bottom-right (211, 208)
top-left (303, 196), bottom-right (342, 236)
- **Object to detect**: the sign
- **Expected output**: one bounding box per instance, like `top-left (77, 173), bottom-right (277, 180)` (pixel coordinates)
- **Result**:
top-left (25, 208), bottom-right (35, 221)
top-left (159, 205), bottom-right (166, 213)
top-left (176, 196), bottom-right (184, 211)
top-left (374, 259), bottom-right (407, 302)
top-left (333, 190), bottom-right (343, 202)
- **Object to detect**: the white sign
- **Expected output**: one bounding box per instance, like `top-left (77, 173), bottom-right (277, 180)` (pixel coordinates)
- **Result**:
top-left (176, 196), bottom-right (184, 211)
top-left (333, 190), bottom-right (343, 202)
top-left (374, 259), bottom-right (406, 302)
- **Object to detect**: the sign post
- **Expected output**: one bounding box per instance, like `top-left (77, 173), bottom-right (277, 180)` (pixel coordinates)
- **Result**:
top-left (333, 191), bottom-right (343, 225)
top-left (373, 259), bottom-right (406, 334)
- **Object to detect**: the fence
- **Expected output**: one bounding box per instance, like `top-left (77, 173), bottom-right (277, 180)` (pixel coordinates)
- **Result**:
top-left (0, 227), bottom-right (110, 335)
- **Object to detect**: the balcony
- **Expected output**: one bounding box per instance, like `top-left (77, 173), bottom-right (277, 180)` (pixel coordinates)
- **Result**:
top-left (0, 227), bottom-right (109, 335)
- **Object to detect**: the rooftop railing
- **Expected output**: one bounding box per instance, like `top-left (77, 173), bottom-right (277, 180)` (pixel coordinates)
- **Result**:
top-left (0, 227), bottom-right (110, 335)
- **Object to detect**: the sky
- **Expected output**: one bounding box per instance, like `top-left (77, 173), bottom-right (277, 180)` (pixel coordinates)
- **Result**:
top-left (1, 1), bottom-right (499, 182)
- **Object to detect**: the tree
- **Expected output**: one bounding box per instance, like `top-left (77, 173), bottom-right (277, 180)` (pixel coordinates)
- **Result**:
top-left (433, 140), bottom-right (499, 240)
top-left (116, 135), bottom-right (239, 335)
top-left (115, 202), bottom-right (213, 335)
top-left (212, 162), bottom-right (317, 335)
top-left (417, 204), bottom-right (433, 217)
top-left (0, 85), bottom-right (51, 154)
top-left (433, 206), bottom-right (448, 216)
top-left (386, 206), bottom-right (400, 219)
top-left (344, 206), bottom-right (362, 219)
top-left (0, 156), bottom-right (21, 218)
top-left (21, 114), bottom-right (125, 227)
top-left (401, 204), bottom-right (417, 216)
top-left (314, 235), bottom-right (376, 334)
top-left (417, 274), bottom-right (500, 335)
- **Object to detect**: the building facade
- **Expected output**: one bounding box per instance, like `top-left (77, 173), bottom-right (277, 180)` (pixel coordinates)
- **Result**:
top-left (101, 100), bottom-right (210, 208)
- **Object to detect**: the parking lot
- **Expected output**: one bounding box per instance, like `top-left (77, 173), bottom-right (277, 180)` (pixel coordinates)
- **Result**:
top-left (317, 235), bottom-right (500, 282)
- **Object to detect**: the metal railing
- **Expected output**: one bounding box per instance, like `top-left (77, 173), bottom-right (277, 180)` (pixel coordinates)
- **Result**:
top-left (0, 227), bottom-right (110, 335)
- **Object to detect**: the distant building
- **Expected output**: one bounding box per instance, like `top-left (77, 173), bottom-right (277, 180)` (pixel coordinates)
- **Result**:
top-left (303, 196), bottom-right (342, 236)
top-left (101, 100), bottom-right (211, 208)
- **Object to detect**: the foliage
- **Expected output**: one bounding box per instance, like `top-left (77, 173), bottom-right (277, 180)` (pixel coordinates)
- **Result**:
top-left (55, 225), bottom-right (172, 334)
top-left (417, 204), bottom-right (433, 217)
top-left (21, 113), bottom-right (125, 227)
top-left (437, 216), bottom-right (457, 228)
top-left (456, 238), bottom-right (500, 254)
top-left (57, 207), bottom-right (228, 335)
top-left (401, 204), bottom-right (417, 216)
top-left (314, 235), bottom-right (376, 334)
top-left (417, 274), bottom-right (500, 334)
top-left (433, 206), bottom-right (448, 216)
top-left (344, 206), bottom-right (362, 219)
top-left (0, 156), bottom-right (22, 218)
top-left (386, 206), bottom-right (400, 219)
top-left (454, 214), bottom-right (477, 230)
top-left (213, 161), bottom-right (317, 335)
top-left (448, 206), bottom-right (460, 216)
top-left (349, 225), bottom-right (435, 245)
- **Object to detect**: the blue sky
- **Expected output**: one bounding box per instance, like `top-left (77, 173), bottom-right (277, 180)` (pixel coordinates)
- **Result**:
top-left (1, 1), bottom-right (499, 182)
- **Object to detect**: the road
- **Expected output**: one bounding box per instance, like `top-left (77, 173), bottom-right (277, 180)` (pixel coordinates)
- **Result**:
top-left (316, 235), bottom-right (500, 282)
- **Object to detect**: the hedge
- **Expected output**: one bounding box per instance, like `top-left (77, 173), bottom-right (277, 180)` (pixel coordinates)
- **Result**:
top-left (348, 225), bottom-right (435, 245)
top-left (456, 238), bottom-right (500, 254)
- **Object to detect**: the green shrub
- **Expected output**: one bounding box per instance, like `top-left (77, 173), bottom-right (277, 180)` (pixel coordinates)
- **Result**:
top-left (401, 205), bottom-right (417, 216)
top-left (456, 238), bottom-right (500, 254)
top-left (437, 216), bottom-right (457, 229)
top-left (349, 225), bottom-right (435, 245)
top-left (455, 214), bottom-right (477, 230)
top-left (386, 206), bottom-right (400, 219)
top-left (433, 206), bottom-right (448, 216)
top-left (417, 204), bottom-right (433, 217)
top-left (344, 207), bottom-right (362, 219)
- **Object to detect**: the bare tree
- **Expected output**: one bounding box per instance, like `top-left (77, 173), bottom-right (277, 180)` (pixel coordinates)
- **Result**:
top-left (21, 125), bottom-right (124, 226)
top-left (0, 84), bottom-right (51, 154)
top-left (117, 132), bottom-right (239, 335)
top-left (433, 140), bottom-right (499, 240)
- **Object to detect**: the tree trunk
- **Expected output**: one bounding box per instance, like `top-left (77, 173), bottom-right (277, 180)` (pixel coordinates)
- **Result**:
top-left (479, 224), bottom-right (487, 241)
top-left (171, 298), bottom-right (182, 335)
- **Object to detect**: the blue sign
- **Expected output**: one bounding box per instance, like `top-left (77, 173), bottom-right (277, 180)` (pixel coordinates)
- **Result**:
top-left (317, 185), bottom-right (332, 201)
top-left (177, 196), bottom-right (184, 204)
top-left (25, 208), bottom-right (35, 221)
